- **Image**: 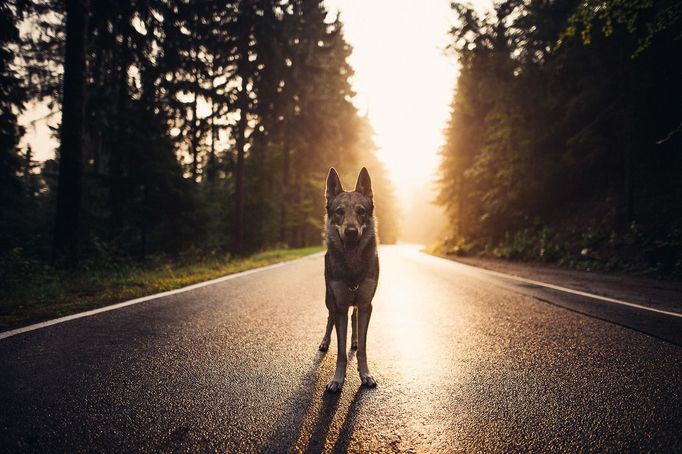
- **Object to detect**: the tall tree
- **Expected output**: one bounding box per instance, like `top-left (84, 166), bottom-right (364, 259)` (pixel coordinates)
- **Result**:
top-left (0, 1), bottom-right (27, 252)
top-left (0, 2), bottom-right (25, 205)
top-left (51, 0), bottom-right (89, 266)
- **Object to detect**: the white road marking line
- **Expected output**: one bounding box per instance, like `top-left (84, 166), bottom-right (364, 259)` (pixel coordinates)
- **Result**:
top-left (422, 252), bottom-right (682, 319)
top-left (0, 252), bottom-right (325, 341)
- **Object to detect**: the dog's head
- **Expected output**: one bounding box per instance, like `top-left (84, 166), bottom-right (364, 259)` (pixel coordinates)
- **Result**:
top-left (325, 167), bottom-right (374, 250)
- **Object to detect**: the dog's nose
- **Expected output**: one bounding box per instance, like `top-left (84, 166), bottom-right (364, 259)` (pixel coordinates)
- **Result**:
top-left (345, 226), bottom-right (359, 239)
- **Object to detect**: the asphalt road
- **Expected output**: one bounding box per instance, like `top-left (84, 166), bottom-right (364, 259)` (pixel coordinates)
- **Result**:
top-left (1, 245), bottom-right (681, 452)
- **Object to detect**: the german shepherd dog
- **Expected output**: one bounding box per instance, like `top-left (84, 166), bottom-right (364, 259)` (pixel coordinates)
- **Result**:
top-left (320, 167), bottom-right (379, 392)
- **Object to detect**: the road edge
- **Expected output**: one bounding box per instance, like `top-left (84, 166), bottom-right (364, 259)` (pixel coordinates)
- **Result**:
top-left (424, 251), bottom-right (682, 319)
top-left (0, 251), bottom-right (325, 341)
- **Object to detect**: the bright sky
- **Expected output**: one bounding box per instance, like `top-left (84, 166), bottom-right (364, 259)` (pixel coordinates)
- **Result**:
top-left (19, 101), bottom-right (58, 162)
top-left (324, 0), bottom-right (463, 198)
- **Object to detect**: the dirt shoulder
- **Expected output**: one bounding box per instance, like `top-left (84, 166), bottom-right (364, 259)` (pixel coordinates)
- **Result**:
top-left (439, 255), bottom-right (682, 314)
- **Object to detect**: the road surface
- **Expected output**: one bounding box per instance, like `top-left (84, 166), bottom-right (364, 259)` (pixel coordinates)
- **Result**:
top-left (1, 245), bottom-right (681, 452)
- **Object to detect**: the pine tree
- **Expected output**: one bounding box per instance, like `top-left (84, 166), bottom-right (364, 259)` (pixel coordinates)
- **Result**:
top-left (51, 0), bottom-right (89, 266)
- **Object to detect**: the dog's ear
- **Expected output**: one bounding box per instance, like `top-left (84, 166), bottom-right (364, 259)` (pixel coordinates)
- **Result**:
top-left (354, 167), bottom-right (373, 200)
top-left (325, 167), bottom-right (343, 208)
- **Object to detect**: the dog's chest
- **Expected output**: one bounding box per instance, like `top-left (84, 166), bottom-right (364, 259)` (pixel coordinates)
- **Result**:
top-left (327, 249), bottom-right (365, 281)
top-left (342, 252), bottom-right (365, 275)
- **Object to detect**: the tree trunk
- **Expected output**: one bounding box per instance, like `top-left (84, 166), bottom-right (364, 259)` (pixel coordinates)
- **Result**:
top-left (190, 69), bottom-right (199, 182)
top-left (615, 57), bottom-right (636, 231)
top-left (207, 97), bottom-right (217, 184)
top-left (457, 173), bottom-right (465, 238)
top-left (109, 51), bottom-right (128, 241)
top-left (233, 77), bottom-right (248, 255)
top-left (279, 140), bottom-right (290, 245)
top-left (24, 146), bottom-right (33, 197)
top-left (232, 11), bottom-right (252, 255)
top-left (52, 0), bottom-right (89, 266)
top-left (293, 169), bottom-right (303, 248)
top-left (140, 182), bottom-right (148, 259)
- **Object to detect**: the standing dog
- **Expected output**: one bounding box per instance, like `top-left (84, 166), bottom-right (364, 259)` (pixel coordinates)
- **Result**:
top-left (320, 167), bottom-right (379, 392)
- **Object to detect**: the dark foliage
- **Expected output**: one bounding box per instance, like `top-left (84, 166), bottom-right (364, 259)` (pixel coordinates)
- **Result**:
top-left (439, 0), bottom-right (682, 275)
top-left (1, 0), bottom-right (397, 269)
top-left (0, 1), bottom-right (35, 254)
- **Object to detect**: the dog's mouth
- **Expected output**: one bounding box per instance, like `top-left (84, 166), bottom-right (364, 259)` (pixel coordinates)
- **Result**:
top-left (343, 238), bottom-right (359, 250)
top-left (339, 231), bottom-right (360, 250)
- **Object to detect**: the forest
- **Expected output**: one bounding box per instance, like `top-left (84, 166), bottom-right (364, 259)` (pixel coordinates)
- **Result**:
top-left (3, 0), bottom-right (682, 286)
top-left (0, 0), bottom-right (398, 271)
top-left (438, 0), bottom-right (682, 275)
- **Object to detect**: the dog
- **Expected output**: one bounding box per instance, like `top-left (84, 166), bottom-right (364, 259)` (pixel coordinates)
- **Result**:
top-left (320, 167), bottom-right (379, 392)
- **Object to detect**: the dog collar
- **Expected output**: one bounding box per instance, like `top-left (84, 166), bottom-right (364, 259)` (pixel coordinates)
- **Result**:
top-left (348, 283), bottom-right (360, 292)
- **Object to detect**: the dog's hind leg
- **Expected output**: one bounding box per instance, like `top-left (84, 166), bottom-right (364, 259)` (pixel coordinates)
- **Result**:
top-left (319, 311), bottom-right (334, 351)
top-left (350, 307), bottom-right (358, 350)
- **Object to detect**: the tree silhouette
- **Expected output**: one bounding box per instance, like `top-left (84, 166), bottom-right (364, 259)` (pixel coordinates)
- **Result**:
top-left (51, 0), bottom-right (89, 266)
top-left (2, 0), bottom-right (398, 266)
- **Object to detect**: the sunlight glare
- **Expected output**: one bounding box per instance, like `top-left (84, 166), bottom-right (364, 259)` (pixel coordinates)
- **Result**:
top-left (324, 0), bottom-right (460, 198)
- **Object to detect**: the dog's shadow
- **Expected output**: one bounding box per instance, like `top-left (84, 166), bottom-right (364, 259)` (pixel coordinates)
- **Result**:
top-left (329, 385), bottom-right (371, 453)
top-left (263, 349), bottom-right (373, 453)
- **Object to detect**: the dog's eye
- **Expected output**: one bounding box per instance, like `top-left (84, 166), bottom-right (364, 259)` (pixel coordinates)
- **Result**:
top-left (357, 207), bottom-right (366, 216)
top-left (335, 207), bottom-right (345, 216)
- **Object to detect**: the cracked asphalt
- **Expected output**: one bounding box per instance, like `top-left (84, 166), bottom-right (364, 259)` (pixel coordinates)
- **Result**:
top-left (1, 245), bottom-right (681, 452)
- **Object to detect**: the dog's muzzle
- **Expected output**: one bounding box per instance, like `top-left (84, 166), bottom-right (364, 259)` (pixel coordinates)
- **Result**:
top-left (345, 226), bottom-right (359, 240)
top-left (339, 225), bottom-right (361, 249)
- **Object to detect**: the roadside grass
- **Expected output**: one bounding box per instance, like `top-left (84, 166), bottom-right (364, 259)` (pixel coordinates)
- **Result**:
top-left (0, 246), bottom-right (323, 332)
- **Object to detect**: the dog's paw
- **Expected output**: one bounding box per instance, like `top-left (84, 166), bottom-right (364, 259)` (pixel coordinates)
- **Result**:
top-left (318, 340), bottom-right (330, 351)
top-left (325, 379), bottom-right (344, 393)
top-left (360, 374), bottom-right (377, 388)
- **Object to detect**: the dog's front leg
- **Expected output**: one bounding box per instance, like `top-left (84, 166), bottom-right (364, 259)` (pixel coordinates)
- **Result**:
top-left (326, 308), bottom-right (348, 393)
top-left (319, 311), bottom-right (334, 351)
top-left (357, 304), bottom-right (377, 387)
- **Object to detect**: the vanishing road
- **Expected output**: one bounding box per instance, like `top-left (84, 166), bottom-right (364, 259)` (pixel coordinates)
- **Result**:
top-left (1, 246), bottom-right (681, 452)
